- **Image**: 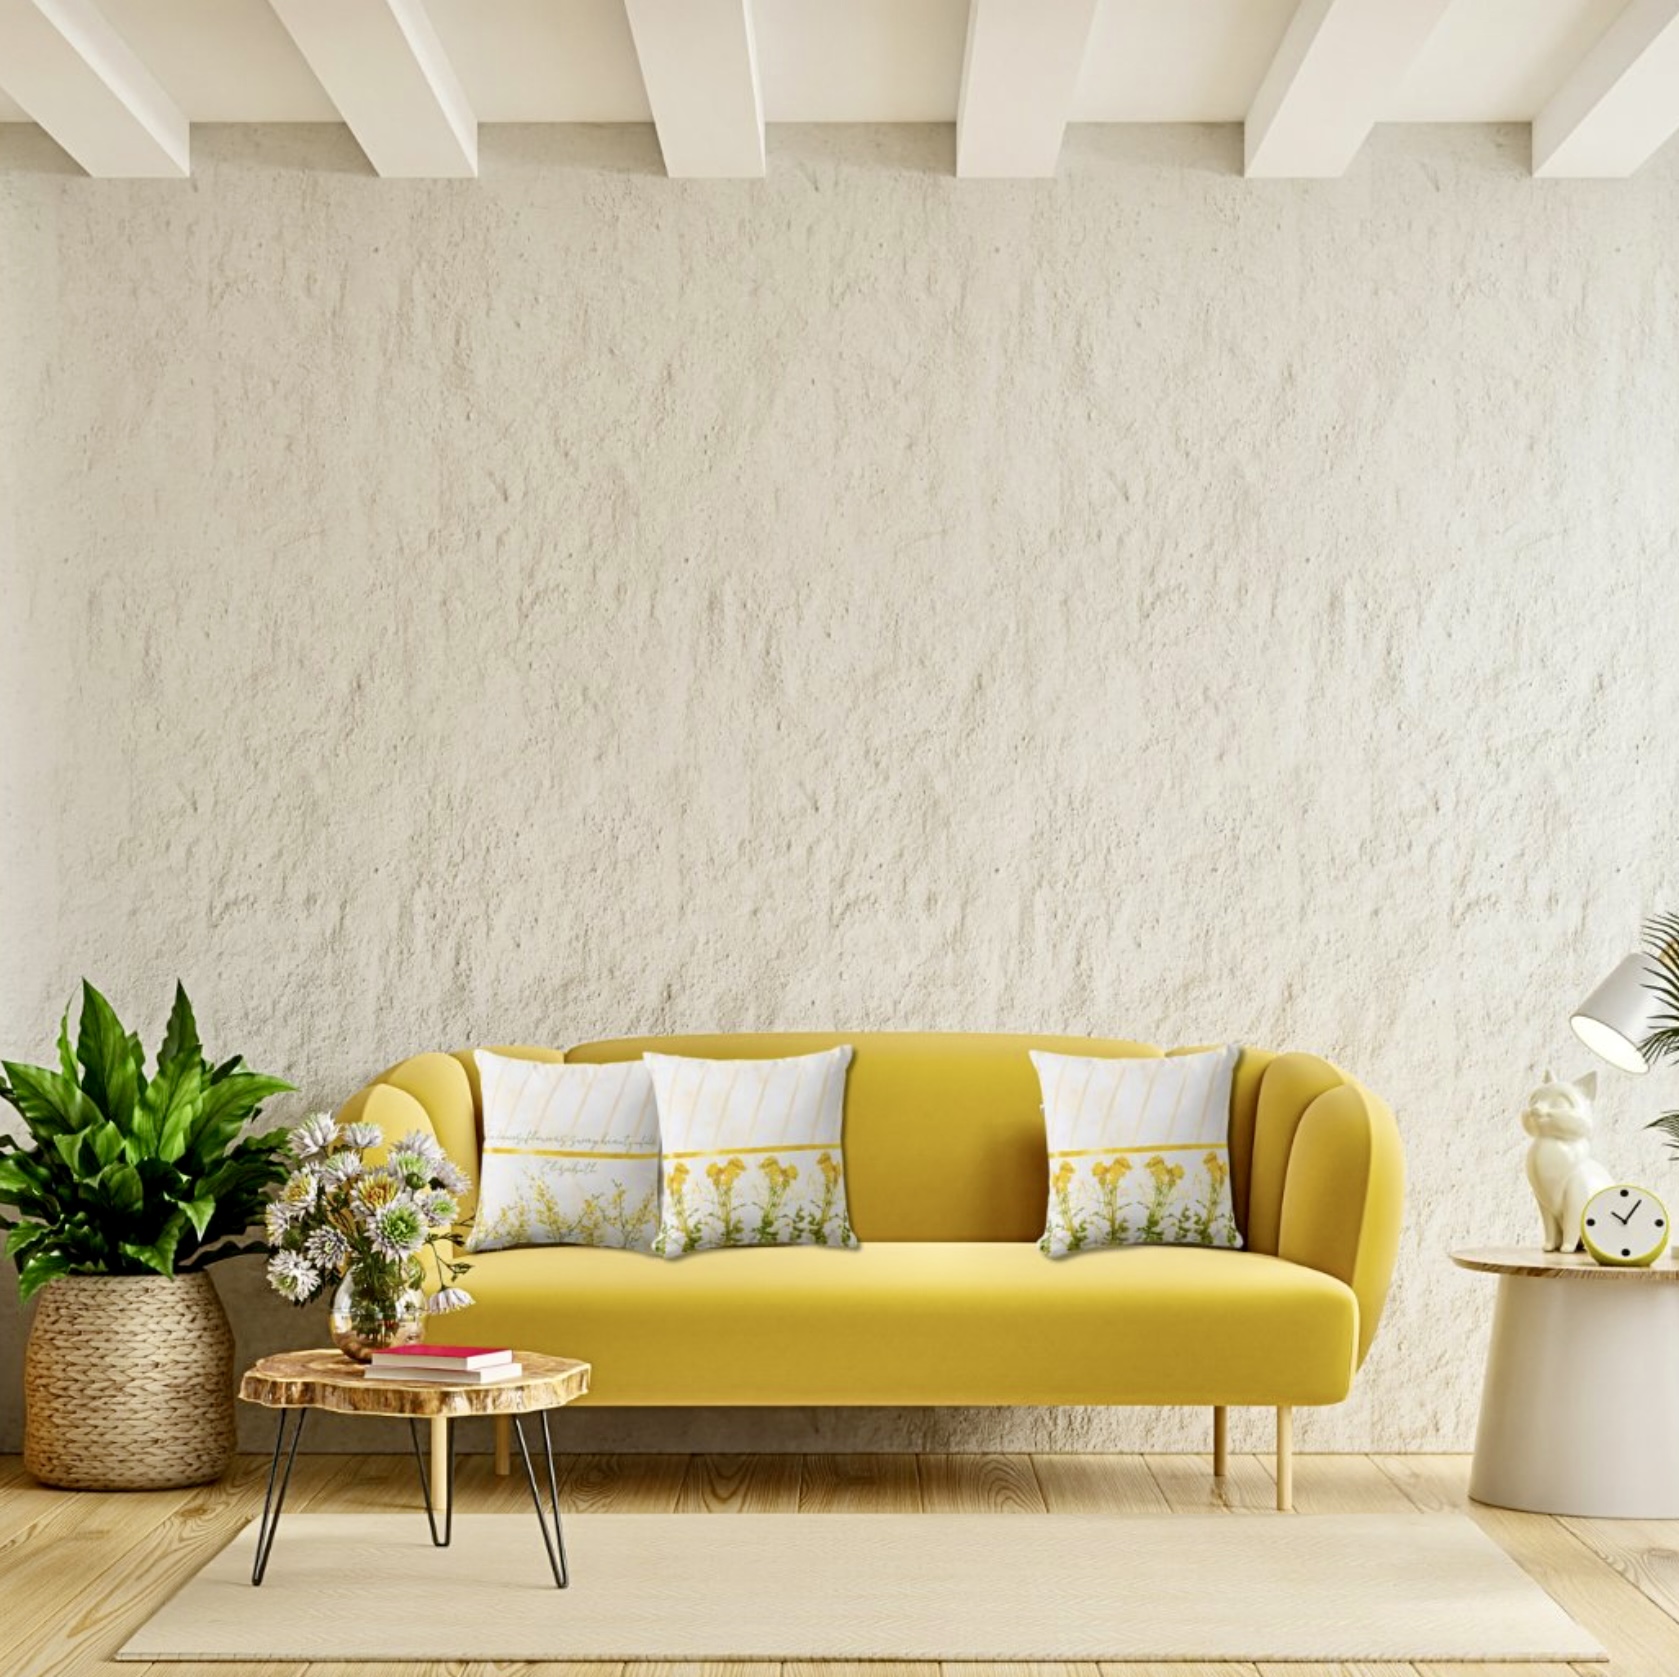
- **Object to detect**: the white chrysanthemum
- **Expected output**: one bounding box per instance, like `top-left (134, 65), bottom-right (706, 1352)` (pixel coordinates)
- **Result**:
top-left (304, 1226), bottom-right (350, 1271)
top-left (427, 1286), bottom-right (474, 1314)
top-left (263, 1202), bottom-right (293, 1245)
top-left (418, 1189), bottom-right (458, 1231)
top-left (370, 1198), bottom-right (427, 1259)
top-left (390, 1129), bottom-right (443, 1162)
top-left (287, 1112), bottom-right (340, 1161)
top-left (279, 1168), bottom-right (320, 1212)
top-left (390, 1156), bottom-right (432, 1191)
top-left (318, 1150), bottom-right (363, 1188)
top-left (433, 1157), bottom-right (471, 1196)
top-left (266, 1249), bottom-right (319, 1301)
top-left (338, 1120), bottom-right (382, 1151)
top-left (352, 1165), bottom-right (403, 1214)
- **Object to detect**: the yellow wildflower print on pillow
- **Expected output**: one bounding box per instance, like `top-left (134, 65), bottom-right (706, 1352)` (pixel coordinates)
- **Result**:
top-left (1041, 1145), bottom-right (1236, 1256)
top-left (1032, 1045), bottom-right (1244, 1258)
top-left (645, 1047), bottom-right (859, 1257)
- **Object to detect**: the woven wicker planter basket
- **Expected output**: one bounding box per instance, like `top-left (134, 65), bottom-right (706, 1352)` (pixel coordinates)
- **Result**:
top-left (24, 1272), bottom-right (236, 1490)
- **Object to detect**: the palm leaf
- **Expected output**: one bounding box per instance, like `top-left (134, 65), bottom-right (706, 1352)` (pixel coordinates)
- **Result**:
top-left (1639, 914), bottom-right (1679, 1069)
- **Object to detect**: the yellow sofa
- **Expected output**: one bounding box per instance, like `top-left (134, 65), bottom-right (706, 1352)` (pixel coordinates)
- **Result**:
top-left (339, 1032), bottom-right (1403, 1508)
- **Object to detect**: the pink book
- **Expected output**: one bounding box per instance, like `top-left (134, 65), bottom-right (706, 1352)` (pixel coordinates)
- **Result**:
top-left (368, 1345), bottom-right (513, 1370)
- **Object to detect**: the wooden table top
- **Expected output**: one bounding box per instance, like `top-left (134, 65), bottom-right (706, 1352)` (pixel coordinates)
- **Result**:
top-left (239, 1348), bottom-right (591, 1417)
top-left (1452, 1246), bottom-right (1679, 1282)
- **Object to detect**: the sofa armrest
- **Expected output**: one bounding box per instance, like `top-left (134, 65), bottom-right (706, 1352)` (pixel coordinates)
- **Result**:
top-left (335, 1081), bottom-right (435, 1160)
top-left (1276, 1080), bottom-right (1404, 1367)
top-left (336, 1051), bottom-right (480, 1221)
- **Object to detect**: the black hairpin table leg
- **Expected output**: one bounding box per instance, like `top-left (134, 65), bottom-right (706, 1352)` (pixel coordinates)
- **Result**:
top-left (252, 1407), bottom-right (308, 1586)
top-left (408, 1416), bottom-right (455, 1547)
top-left (513, 1411), bottom-right (569, 1587)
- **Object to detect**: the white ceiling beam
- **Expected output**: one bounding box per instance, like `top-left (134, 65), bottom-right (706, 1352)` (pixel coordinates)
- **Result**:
top-left (623, 0), bottom-right (763, 178)
top-left (1245, 0), bottom-right (1455, 178)
top-left (956, 0), bottom-right (1099, 179)
top-left (268, 0), bottom-right (476, 178)
top-left (0, 0), bottom-right (187, 177)
top-left (1533, 0), bottom-right (1679, 178)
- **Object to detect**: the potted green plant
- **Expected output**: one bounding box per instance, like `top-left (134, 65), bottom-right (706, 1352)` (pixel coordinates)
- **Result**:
top-left (0, 981), bottom-right (293, 1488)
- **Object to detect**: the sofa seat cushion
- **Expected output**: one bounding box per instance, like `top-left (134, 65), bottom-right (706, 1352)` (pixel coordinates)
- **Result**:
top-left (459, 1241), bottom-right (1359, 1408)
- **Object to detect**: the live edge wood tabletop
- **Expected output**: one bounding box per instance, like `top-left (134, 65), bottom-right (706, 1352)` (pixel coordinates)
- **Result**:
top-left (239, 1347), bottom-right (591, 1416)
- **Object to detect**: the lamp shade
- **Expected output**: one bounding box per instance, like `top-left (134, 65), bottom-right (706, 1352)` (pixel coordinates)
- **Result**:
top-left (1570, 951), bottom-right (1662, 1074)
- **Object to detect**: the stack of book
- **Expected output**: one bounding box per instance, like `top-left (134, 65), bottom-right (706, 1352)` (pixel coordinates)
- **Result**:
top-left (363, 1345), bottom-right (522, 1384)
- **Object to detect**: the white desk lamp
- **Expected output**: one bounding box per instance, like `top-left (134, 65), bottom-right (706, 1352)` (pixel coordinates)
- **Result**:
top-left (1571, 916), bottom-right (1679, 1138)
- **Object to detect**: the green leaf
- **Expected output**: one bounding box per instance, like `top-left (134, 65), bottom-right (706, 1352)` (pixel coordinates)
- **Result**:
top-left (1640, 914), bottom-right (1679, 1068)
top-left (134, 1051), bottom-right (206, 1162)
top-left (17, 1250), bottom-right (71, 1301)
top-left (180, 1196), bottom-right (216, 1239)
top-left (74, 981), bottom-right (138, 1128)
top-left (126, 1030), bottom-right (147, 1102)
top-left (51, 1130), bottom-right (87, 1175)
top-left (5, 1224), bottom-right (49, 1262)
top-left (120, 1211), bottom-right (185, 1276)
top-left (187, 1072), bottom-right (295, 1159)
top-left (1, 1061), bottom-right (103, 1139)
top-left (0, 1154), bottom-right (45, 1201)
top-left (208, 1055), bottom-right (244, 1084)
top-left (133, 1156), bottom-right (189, 1198)
top-left (93, 1161), bottom-right (145, 1215)
top-left (88, 1123), bottom-right (126, 1169)
top-left (158, 982), bottom-right (200, 1071)
top-left (56, 1009), bottom-right (76, 1083)
top-left (1647, 1111), bottom-right (1679, 1149)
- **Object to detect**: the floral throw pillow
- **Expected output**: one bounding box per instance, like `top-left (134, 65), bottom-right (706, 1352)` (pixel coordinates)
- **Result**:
top-left (645, 1047), bottom-right (857, 1257)
top-left (1031, 1045), bottom-right (1242, 1257)
top-left (466, 1052), bottom-right (660, 1253)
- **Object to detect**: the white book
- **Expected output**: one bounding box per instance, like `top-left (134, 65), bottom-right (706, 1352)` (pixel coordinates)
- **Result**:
top-left (362, 1362), bottom-right (524, 1386)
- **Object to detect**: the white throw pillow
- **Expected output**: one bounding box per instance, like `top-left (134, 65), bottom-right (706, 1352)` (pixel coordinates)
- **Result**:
top-left (467, 1052), bottom-right (660, 1253)
top-left (1031, 1045), bottom-right (1243, 1257)
top-left (645, 1047), bottom-right (857, 1257)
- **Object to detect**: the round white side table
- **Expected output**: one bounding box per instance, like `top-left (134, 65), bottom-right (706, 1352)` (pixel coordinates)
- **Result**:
top-left (1454, 1247), bottom-right (1679, 1518)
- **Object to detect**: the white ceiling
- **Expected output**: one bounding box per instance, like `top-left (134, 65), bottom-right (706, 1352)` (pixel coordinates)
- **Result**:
top-left (0, 0), bottom-right (1633, 127)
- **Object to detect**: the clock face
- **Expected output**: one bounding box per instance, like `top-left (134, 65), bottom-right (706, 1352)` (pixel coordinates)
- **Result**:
top-left (1582, 1184), bottom-right (1670, 1266)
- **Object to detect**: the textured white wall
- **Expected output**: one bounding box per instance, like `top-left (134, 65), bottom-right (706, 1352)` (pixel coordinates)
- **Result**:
top-left (2, 121), bottom-right (1677, 1455)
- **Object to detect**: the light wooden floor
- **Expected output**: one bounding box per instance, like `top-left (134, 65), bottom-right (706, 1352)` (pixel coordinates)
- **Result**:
top-left (3, 1450), bottom-right (1674, 1677)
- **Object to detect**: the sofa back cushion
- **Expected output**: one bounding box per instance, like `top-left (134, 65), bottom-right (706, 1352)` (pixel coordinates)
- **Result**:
top-left (565, 1032), bottom-right (1269, 1244)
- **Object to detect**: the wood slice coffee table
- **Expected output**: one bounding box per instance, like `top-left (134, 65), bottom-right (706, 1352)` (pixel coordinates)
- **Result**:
top-left (239, 1348), bottom-right (590, 1588)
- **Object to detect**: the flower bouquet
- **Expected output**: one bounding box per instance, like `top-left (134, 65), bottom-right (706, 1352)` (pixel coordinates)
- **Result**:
top-left (263, 1112), bottom-right (474, 1360)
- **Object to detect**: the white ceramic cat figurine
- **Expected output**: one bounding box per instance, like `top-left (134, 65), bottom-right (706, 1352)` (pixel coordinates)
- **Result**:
top-left (1523, 1069), bottom-right (1613, 1253)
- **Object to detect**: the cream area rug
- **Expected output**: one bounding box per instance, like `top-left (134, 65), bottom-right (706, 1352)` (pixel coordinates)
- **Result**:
top-left (120, 1511), bottom-right (1604, 1664)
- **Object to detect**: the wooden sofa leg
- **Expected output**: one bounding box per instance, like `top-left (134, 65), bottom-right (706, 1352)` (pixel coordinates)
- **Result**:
top-left (494, 1415), bottom-right (512, 1477)
top-left (1212, 1406), bottom-right (1228, 1478)
top-left (431, 1416), bottom-right (450, 1513)
top-left (1276, 1406), bottom-right (1294, 1512)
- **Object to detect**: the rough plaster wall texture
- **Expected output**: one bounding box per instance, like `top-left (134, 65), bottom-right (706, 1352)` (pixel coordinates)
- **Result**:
top-left (1, 120), bottom-right (1678, 1455)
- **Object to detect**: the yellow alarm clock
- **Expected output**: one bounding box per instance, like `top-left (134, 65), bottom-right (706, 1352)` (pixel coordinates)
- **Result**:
top-left (1581, 1183), bottom-right (1670, 1267)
